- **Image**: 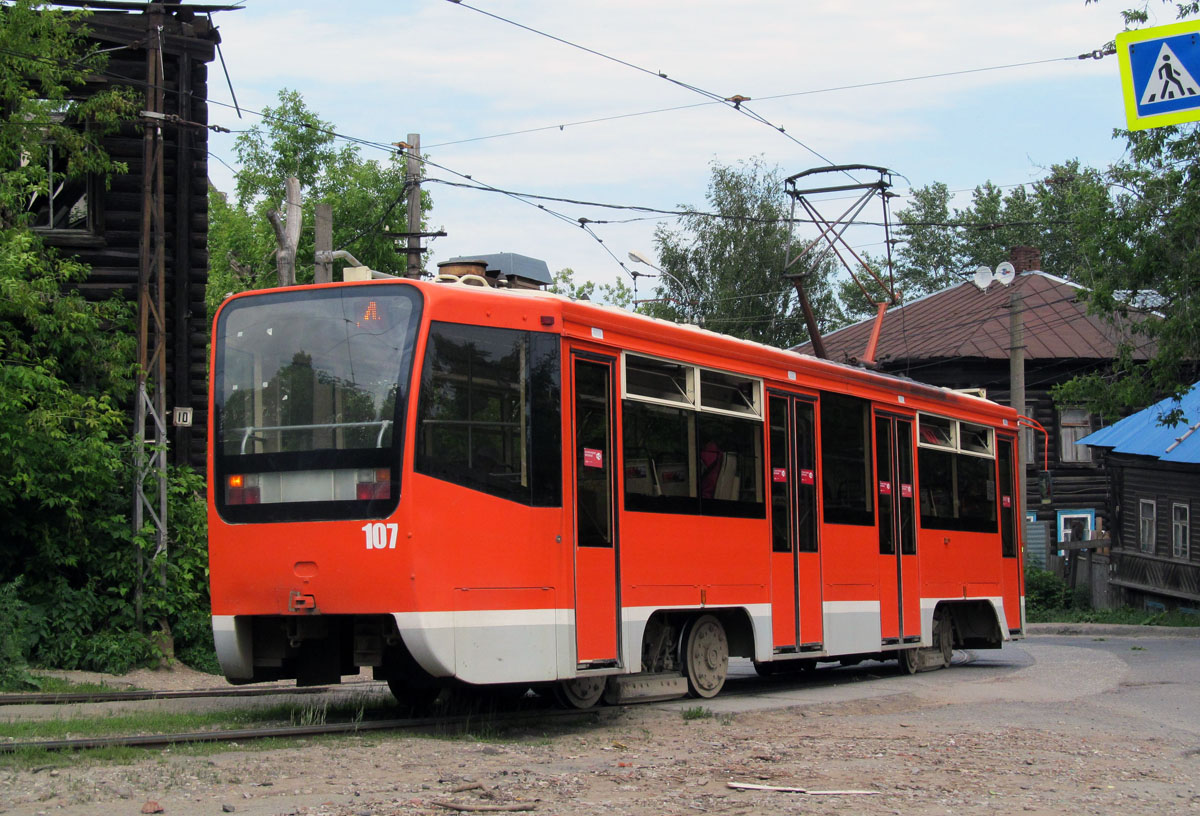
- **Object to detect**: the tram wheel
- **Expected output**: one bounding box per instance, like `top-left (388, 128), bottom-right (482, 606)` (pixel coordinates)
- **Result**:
top-left (553, 675), bottom-right (606, 709)
top-left (386, 677), bottom-right (442, 711)
top-left (682, 614), bottom-right (729, 698)
top-left (753, 657), bottom-right (816, 677)
top-left (898, 647), bottom-right (921, 675)
top-left (933, 607), bottom-right (954, 668)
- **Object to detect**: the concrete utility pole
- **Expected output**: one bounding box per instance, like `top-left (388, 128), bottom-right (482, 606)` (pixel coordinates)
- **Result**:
top-left (314, 202), bottom-right (333, 284)
top-left (267, 176), bottom-right (301, 286)
top-left (1010, 286), bottom-right (1027, 518)
top-left (405, 133), bottom-right (421, 279)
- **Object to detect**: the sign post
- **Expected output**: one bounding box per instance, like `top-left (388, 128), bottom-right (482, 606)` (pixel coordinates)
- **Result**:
top-left (1117, 19), bottom-right (1200, 130)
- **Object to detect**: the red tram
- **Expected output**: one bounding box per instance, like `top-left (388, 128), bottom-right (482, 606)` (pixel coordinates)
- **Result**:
top-left (208, 275), bottom-right (1024, 707)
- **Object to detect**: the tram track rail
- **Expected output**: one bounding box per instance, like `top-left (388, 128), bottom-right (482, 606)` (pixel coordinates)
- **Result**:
top-left (0, 682), bottom-right (388, 707)
top-left (0, 704), bottom-right (596, 754)
top-left (0, 652), bottom-right (983, 754)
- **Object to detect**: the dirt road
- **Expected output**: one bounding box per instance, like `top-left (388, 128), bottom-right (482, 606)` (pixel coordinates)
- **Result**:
top-left (3, 634), bottom-right (1198, 816)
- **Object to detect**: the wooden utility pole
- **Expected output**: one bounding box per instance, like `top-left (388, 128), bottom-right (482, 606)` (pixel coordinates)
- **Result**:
top-left (1010, 287), bottom-right (1026, 518)
top-left (314, 202), bottom-right (333, 284)
top-left (405, 133), bottom-right (421, 279)
top-left (268, 176), bottom-right (301, 286)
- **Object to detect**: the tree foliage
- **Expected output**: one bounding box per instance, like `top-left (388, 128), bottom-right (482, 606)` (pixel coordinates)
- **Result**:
top-left (1054, 123), bottom-right (1200, 418)
top-left (207, 89), bottom-right (433, 317)
top-left (0, 2), bottom-right (210, 681)
top-left (549, 267), bottom-right (632, 306)
top-left (890, 162), bottom-right (1116, 302)
top-left (650, 157), bottom-right (844, 347)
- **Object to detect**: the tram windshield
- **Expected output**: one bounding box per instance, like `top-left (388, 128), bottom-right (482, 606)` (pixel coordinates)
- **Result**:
top-left (213, 284), bottom-right (423, 522)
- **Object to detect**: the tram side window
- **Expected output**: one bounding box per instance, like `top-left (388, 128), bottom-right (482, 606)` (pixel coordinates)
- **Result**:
top-left (917, 414), bottom-right (996, 533)
top-left (820, 392), bottom-right (874, 526)
top-left (415, 322), bottom-right (561, 506)
top-left (623, 402), bottom-right (696, 513)
top-left (621, 354), bottom-right (764, 519)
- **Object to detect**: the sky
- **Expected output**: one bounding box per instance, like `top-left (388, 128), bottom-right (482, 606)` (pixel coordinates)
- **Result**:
top-left (203, 0), bottom-right (1155, 295)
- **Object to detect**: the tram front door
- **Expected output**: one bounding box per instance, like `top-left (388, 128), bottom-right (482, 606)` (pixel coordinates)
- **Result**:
top-left (571, 354), bottom-right (620, 666)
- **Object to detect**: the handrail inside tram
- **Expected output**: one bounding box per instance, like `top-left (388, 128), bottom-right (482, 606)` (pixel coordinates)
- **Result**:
top-left (235, 420), bottom-right (393, 454)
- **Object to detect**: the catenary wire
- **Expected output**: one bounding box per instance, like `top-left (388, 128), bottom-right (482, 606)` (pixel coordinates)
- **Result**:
top-left (445, 0), bottom-right (843, 169)
top-left (425, 55), bottom-right (1088, 150)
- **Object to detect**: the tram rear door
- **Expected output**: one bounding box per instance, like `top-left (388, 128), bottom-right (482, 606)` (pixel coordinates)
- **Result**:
top-left (998, 434), bottom-right (1024, 633)
top-left (767, 393), bottom-right (823, 652)
top-left (571, 354), bottom-right (620, 666)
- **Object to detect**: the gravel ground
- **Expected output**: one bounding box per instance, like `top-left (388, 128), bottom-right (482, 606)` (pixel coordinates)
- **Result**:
top-left (3, 636), bottom-right (1198, 816)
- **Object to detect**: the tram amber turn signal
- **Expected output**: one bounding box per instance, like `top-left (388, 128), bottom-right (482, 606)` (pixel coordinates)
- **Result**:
top-left (226, 473), bottom-right (261, 505)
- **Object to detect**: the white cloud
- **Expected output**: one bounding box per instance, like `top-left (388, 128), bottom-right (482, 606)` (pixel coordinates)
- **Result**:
top-left (206, 0), bottom-right (1132, 290)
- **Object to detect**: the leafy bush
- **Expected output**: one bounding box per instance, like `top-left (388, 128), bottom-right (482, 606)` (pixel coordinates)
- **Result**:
top-left (0, 2), bottom-right (217, 679)
top-left (0, 580), bottom-right (35, 689)
top-left (1024, 567), bottom-right (1073, 613)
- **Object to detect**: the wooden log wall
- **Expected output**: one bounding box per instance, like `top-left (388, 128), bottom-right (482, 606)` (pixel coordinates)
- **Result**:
top-left (1108, 456), bottom-right (1200, 607)
top-left (43, 11), bottom-right (216, 471)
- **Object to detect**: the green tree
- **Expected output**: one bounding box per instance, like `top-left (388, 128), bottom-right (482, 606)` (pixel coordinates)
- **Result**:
top-left (651, 157), bottom-right (844, 347)
top-left (1055, 123), bottom-right (1200, 418)
top-left (549, 267), bottom-right (633, 307)
top-left (0, 2), bottom-right (208, 680)
top-left (1050, 3), bottom-right (1200, 418)
top-left (889, 182), bottom-right (963, 296)
top-left (889, 163), bottom-right (1116, 305)
top-left (207, 89), bottom-right (433, 317)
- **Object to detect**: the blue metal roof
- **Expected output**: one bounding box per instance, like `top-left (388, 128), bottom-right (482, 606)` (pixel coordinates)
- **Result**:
top-left (1078, 381), bottom-right (1200, 464)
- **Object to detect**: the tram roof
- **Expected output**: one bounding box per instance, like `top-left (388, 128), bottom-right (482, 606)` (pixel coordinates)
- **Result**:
top-left (412, 279), bottom-right (1014, 424)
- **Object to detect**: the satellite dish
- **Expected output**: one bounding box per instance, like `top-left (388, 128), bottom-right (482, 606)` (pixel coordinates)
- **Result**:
top-left (995, 261), bottom-right (1016, 286)
top-left (972, 265), bottom-right (994, 292)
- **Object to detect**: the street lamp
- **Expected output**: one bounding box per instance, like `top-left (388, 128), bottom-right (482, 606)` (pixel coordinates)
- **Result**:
top-left (627, 251), bottom-right (704, 325)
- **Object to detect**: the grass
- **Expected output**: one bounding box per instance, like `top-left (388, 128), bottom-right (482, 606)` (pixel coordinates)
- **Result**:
top-left (1026, 606), bottom-right (1200, 627)
top-left (0, 673), bottom-right (141, 695)
top-left (681, 706), bottom-right (712, 721)
top-left (0, 690), bottom-right (404, 770)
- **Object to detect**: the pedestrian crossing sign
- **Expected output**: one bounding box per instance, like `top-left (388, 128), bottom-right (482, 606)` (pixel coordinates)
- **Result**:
top-left (1117, 19), bottom-right (1200, 130)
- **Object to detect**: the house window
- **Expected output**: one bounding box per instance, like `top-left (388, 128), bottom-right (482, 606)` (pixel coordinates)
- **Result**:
top-left (21, 105), bottom-right (98, 237)
top-left (1173, 503), bottom-right (1190, 560)
top-left (1057, 510), bottom-right (1095, 545)
top-left (1139, 499), bottom-right (1156, 553)
top-left (1059, 408), bottom-right (1093, 463)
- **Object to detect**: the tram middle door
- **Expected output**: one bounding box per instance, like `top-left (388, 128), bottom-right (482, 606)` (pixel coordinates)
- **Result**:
top-left (768, 394), bottom-right (823, 652)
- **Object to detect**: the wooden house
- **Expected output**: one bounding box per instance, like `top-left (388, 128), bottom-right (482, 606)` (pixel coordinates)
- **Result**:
top-left (36, 2), bottom-right (222, 468)
top-left (1078, 384), bottom-right (1200, 610)
top-left (793, 252), bottom-right (1153, 566)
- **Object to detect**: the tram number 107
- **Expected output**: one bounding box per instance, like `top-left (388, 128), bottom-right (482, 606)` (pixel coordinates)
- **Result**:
top-left (362, 522), bottom-right (399, 550)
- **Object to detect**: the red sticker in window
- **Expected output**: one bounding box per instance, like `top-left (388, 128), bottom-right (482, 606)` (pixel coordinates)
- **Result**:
top-left (772, 467), bottom-right (788, 483)
top-left (1002, 495), bottom-right (1012, 508)
top-left (800, 469), bottom-right (815, 485)
top-left (583, 448), bottom-right (604, 468)
top-left (900, 483), bottom-right (913, 498)
top-left (879, 480), bottom-right (892, 496)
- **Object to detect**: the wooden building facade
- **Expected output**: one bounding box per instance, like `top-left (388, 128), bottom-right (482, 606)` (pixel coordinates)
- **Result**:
top-left (39, 3), bottom-right (220, 469)
top-left (1080, 385), bottom-right (1200, 610)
